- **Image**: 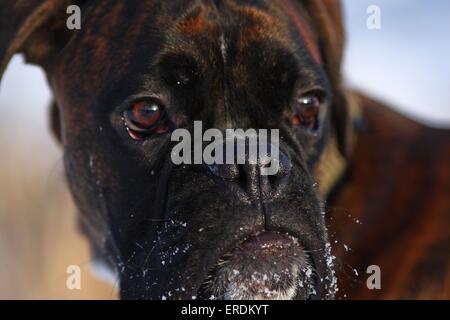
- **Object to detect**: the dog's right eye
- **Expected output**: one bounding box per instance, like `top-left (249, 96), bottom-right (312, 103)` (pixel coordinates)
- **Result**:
top-left (123, 100), bottom-right (169, 140)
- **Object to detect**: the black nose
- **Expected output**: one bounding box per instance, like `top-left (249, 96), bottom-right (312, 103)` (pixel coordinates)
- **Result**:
top-left (207, 143), bottom-right (291, 198)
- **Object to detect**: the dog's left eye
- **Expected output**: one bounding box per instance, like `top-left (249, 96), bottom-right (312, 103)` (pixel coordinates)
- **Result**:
top-left (290, 94), bottom-right (320, 132)
top-left (123, 100), bottom-right (169, 140)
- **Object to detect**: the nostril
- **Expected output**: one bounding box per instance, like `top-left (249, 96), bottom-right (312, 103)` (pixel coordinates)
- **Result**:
top-left (207, 163), bottom-right (240, 181)
top-left (278, 150), bottom-right (292, 177)
top-left (265, 150), bottom-right (292, 192)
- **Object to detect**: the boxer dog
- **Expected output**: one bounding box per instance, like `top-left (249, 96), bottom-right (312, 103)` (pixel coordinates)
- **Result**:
top-left (1, 0), bottom-right (449, 300)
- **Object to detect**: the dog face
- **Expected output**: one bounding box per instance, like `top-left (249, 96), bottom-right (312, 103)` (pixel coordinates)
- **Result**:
top-left (1, 0), bottom-right (349, 300)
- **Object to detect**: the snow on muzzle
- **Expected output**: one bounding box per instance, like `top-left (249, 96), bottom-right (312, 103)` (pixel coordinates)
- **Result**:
top-left (197, 231), bottom-right (317, 300)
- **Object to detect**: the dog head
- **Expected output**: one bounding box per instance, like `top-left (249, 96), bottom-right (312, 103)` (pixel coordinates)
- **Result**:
top-left (0, 0), bottom-right (350, 300)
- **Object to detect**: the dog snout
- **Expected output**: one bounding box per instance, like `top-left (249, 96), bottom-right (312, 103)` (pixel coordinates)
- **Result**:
top-left (207, 144), bottom-right (292, 198)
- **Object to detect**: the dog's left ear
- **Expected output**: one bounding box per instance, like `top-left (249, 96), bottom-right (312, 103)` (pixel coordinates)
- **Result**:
top-left (0, 0), bottom-right (83, 81)
top-left (300, 0), bottom-right (352, 157)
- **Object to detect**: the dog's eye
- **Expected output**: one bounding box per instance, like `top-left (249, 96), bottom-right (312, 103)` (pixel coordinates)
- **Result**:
top-left (174, 69), bottom-right (197, 87)
top-left (290, 94), bottom-right (320, 131)
top-left (123, 100), bottom-right (169, 140)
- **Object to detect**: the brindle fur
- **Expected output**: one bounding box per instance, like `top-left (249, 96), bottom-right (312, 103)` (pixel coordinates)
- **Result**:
top-left (0, 0), bottom-right (449, 299)
top-left (331, 94), bottom-right (450, 299)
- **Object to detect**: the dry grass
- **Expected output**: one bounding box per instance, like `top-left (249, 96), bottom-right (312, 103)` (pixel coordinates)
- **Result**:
top-left (0, 129), bottom-right (116, 299)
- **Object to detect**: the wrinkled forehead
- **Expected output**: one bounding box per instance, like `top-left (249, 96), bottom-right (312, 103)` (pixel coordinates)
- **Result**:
top-left (52, 0), bottom-right (320, 107)
top-left (163, 0), bottom-right (320, 66)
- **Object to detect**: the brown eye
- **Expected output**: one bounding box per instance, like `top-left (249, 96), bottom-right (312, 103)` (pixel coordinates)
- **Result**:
top-left (291, 95), bottom-right (320, 131)
top-left (123, 100), bottom-right (168, 140)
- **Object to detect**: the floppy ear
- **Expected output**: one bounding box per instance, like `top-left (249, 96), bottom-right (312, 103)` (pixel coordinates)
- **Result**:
top-left (0, 0), bottom-right (79, 81)
top-left (0, 0), bottom-right (85, 143)
top-left (300, 0), bottom-right (352, 157)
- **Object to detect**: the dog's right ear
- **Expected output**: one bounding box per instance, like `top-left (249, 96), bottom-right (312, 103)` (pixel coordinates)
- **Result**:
top-left (0, 0), bottom-right (81, 82)
top-left (1, 0), bottom-right (87, 144)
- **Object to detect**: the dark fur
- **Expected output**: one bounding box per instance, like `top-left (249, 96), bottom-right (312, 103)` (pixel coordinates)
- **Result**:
top-left (1, 0), bottom-right (448, 300)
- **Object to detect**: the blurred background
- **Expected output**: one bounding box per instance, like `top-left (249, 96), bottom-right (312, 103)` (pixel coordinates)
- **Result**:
top-left (0, 0), bottom-right (449, 299)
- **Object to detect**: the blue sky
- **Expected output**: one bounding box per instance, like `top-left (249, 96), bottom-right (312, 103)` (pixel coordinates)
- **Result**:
top-left (342, 0), bottom-right (450, 127)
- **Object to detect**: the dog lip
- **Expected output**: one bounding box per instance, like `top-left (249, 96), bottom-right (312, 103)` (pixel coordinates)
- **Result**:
top-left (235, 231), bottom-right (299, 253)
top-left (197, 230), bottom-right (316, 300)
